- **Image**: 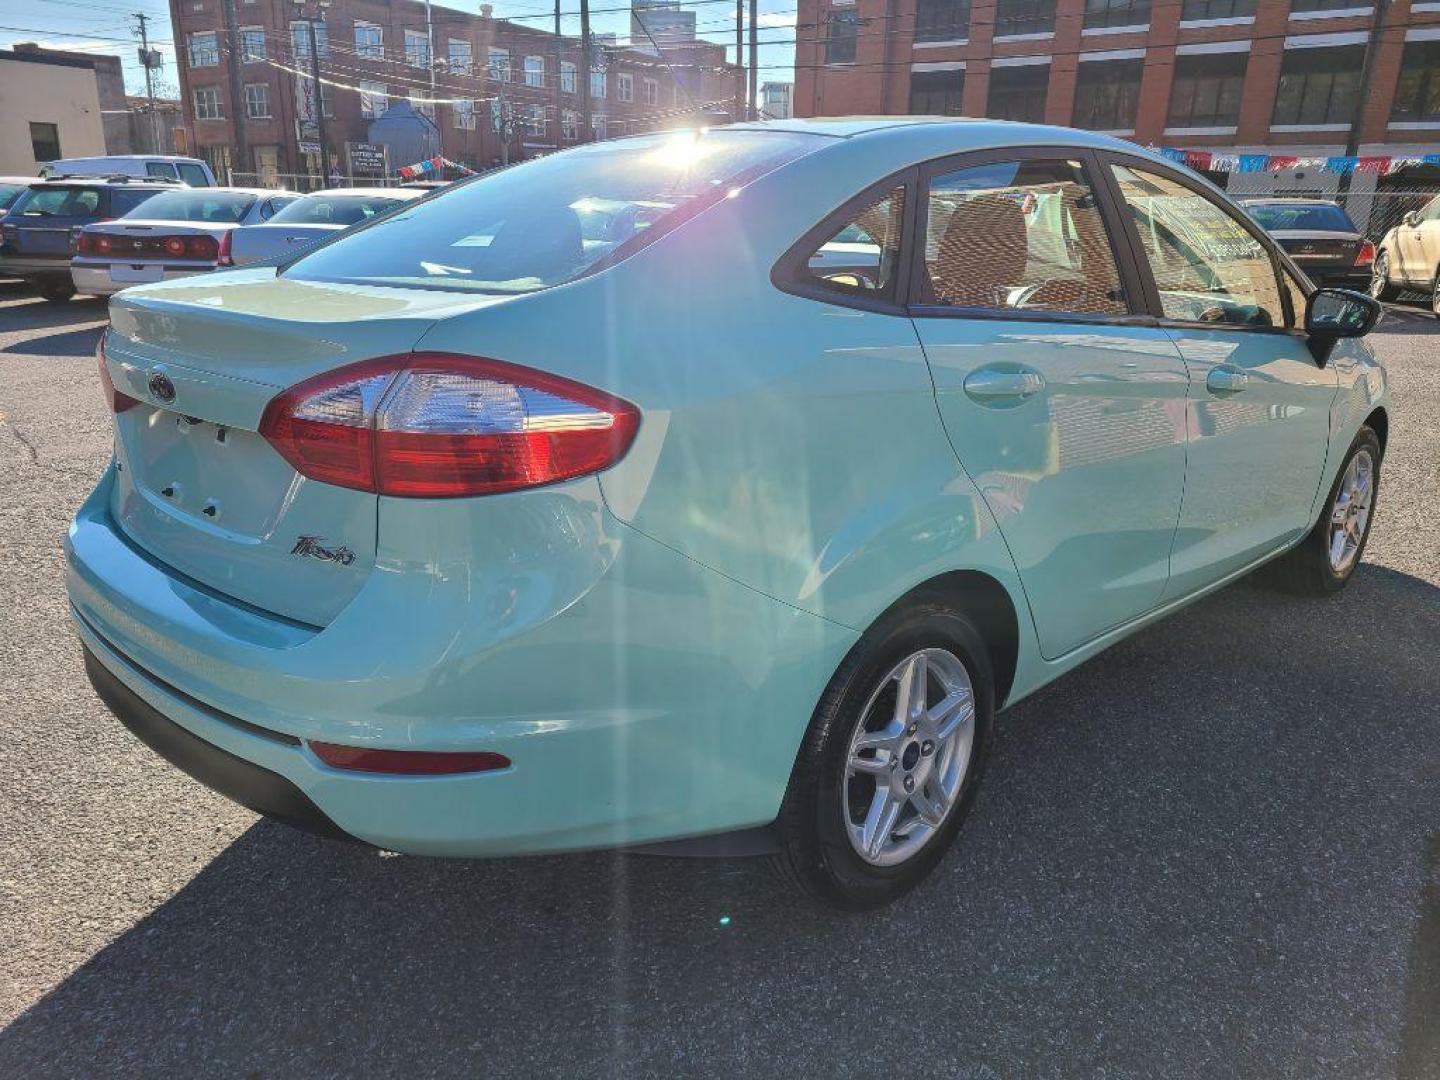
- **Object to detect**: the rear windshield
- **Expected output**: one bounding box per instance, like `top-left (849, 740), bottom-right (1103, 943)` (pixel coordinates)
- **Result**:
top-left (0, 183), bottom-right (27, 211)
top-left (285, 129), bottom-right (826, 294)
top-left (13, 186), bottom-right (104, 218)
top-left (1247, 203), bottom-right (1356, 232)
top-left (121, 190), bottom-right (257, 223)
top-left (270, 194), bottom-right (405, 226)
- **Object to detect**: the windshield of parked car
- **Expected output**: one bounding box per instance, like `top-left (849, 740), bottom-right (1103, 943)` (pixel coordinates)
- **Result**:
top-left (120, 190), bottom-right (257, 223)
top-left (12, 186), bottom-right (103, 218)
top-left (0, 183), bottom-right (27, 211)
top-left (269, 194), bottom-right (405, 227)
top-left (1247, 203), bottom-right (1356, 232)
top-left (285, 129), bottom-right (826, 294)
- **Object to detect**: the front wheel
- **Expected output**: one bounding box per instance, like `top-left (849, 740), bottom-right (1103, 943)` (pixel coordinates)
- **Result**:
top-left (1263, 427), bottom-right (1380, 596)
top-left (1369, 252), bottom-right (1398, 302)
top-left (773, 602), bottom-right (994, 909)
top-left (1431, 269), bottom-right (1440, 315)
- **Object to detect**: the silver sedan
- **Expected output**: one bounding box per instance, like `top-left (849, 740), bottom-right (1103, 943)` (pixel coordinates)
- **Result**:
top-left (227, 188), bottom-right (425, 266)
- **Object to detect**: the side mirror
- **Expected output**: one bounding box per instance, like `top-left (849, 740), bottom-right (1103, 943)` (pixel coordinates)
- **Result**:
top-left (1305, 287), bottom-right (1382, 365)
top-left (1404, 211), bottom-right (1419, 227)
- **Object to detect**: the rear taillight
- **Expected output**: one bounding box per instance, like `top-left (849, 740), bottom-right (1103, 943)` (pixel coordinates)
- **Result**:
top-left (97, 334), bottom-right (138, 413)
top-left (259, 354), bottom-right (640, 498)
top-left (216, 228), bottom-right (233, 266)
top-left (1356, 240), bottom-right (1376, 267)
top-left (160, 234), bottom-right (219, 260)
top-left (77, 232), bottom-right (113, 256)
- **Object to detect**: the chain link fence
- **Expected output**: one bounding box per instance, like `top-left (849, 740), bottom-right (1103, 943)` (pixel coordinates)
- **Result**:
top-left (1337, 189), bottom-right (1438, 242)
top-left (226, 172), bottom-right (407, 192)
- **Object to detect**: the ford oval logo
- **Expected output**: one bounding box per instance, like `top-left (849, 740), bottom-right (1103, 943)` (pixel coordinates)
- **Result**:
top-left (148, 372), bottom-right (176, 404)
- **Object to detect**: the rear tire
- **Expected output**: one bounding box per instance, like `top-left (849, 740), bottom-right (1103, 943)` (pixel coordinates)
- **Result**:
top-left (772, 601), bottom-right (994, 910)
top-left (1262, 427), bottom-right (1380, 596)
top-left (1431, 269), bottom-right (1440, 315)
top-left (36, 279), bottom-right (75, 303)
top-left (1369, 252), bottom-right (1398, 302)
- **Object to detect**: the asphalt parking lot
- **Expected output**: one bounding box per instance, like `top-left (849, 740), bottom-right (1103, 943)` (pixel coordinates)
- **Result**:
top-left (0, 284), bottom-right (1436, 1079)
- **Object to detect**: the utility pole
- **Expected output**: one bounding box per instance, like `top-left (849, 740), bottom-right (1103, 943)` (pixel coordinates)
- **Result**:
top-left (424, 0), bottom-right (443, 159)
top-left (133, 12), bottom-right (160, 154)
top-left (747, 0), bottom-right (757, 121)
top-left (220, 0), bottom-right (248, 178)
top-left (734, 0), bottom-right (743, 122)
top-left (554, 0), bottom-right (564, 147)
top-left (579, 0), bottom-right (593, 141)
top-left (1339, 0), bottom-right (1392, 203)
top-left (306, 15), bottom-right (330, 183)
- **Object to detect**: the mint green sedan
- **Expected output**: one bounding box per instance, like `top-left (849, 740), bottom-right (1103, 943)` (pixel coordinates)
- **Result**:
top-left (68, 120), bottom-right (1387, 909)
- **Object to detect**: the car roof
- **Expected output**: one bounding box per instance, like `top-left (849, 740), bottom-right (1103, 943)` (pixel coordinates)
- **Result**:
top-left (299, 187), bottom-right (419, 199)
top-left (26, 177), bottom-right (177, 189)
top-left (1241, 197), bottom-right (1343, 207)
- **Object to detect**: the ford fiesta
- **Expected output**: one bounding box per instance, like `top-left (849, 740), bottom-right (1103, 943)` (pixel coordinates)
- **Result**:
top-left (68, 120), bottom-right (1388, 909)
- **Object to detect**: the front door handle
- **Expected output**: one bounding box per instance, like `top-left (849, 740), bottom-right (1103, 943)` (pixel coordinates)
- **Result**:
top-left (1207, 366), bottom-right (1249, 394)
top-left (963, 367), bottom-right (1046, 404)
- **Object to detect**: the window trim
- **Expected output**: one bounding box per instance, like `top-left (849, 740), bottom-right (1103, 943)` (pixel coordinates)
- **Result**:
top-left (770, 167), bottom-right (921, 316)
top-left (906, 145), bottom-right (1155, 326)
top-left (1092, 149), bottom-right (1313, 339)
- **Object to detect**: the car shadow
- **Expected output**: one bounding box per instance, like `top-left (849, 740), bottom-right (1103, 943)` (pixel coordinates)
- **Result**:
top-left (0, 295), bottom-right (107, 337)
top-left (1, 565), bottom-right (1437, 1078)
top-left (1, 324), bottom-right (104, 358)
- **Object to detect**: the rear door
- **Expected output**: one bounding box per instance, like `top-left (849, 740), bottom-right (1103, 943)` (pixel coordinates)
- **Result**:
top-left (1102, 156), bottom-right (1337, 598)
top-left (909, 149), bottom-right (1190, 659)
top-left (8, 185), bottom-right (101, 257)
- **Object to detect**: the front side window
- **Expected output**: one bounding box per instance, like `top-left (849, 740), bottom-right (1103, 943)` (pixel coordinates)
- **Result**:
top-left (188, 31), bottom-right (219, 67)
top-left (987, 65), bottom-right (1048, 123)
top-left (287, 130), bottom-right (825, 294)
top-left (271, 194), bottom-right (404, 226)
top-left (1083, 0), bottom-right (1150, 30)
top-left (1273, 45), bottom-right (1363, 126)
top-left (797, 187), bottom-right (906, 300)
top-left (1392, 40), bottom-right (1440, 123)
top-left (1168, 52), bottom-right (1246, 127)
top-left (995, 0), bottom-right (1056, 36)
top-left (827, 11), bottom-right (859, 63)
top-left (1073, 59), bottom-right (1142, 131)
top-left (920, 158), bottom-right (1127, 316)
top-left (916, 0), bottom-right (971, 42)
top-left (1180, 0), bottom-right (1254, 16)
top-left (178, 162), bottom-right (210, 186)
top-left (909, 70), bottom-right (965, 115)
top-left (1112, 164), bottom-right (1282, 327)
top-left (194, 86), bottom-right (222, 120)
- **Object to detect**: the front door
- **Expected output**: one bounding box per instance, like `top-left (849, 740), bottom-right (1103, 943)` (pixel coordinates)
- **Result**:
top-left (1105, 159), bottom-right (1337, 597)
top-left (910, 153), bottom-right (1190, 659)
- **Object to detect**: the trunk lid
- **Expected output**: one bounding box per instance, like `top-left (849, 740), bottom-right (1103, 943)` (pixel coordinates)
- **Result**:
top-left (230, 223), bottom-right (342, 266)
top-left (104, 268), bottom-right (493, 625)
top-left (1271, 231), bottom-right (1363, 267)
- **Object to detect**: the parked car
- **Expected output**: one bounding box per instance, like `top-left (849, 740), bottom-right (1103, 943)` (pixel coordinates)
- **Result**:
top-left (40, 155), bottom-right (217, 187)
top-left (71, 187), bottom-right (297, 297)
top-left (0, 177), bottom-right (176, 300)
top-left (71, 121), bottom-right (1387, 909)
top-left (227, 187), bottom-right (424, 265)
top-left (0, 176), bottom-right (33, 219)
top-left (398, 180), bottom-right (452, 190)
top-left (1241, 198), bottom-right (1374, 291)
top-left (1369, 192), bottom-right (1440, 309)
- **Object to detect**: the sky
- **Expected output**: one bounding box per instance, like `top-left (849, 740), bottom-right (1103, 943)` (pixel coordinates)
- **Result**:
top-left (0, 0), bottom-right (800, 104)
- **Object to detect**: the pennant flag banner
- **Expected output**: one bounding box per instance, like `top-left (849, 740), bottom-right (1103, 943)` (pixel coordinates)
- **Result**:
top-left (396, 155), bottom-right (478, 180)
top-left (1157, 148), bottom-right (1440, 176)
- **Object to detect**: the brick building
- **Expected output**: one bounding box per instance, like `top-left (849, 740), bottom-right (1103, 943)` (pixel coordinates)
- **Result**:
top-left (169, 0), bottom-right (739, 184)
top-left (795, 0), bottom-right (1440, 200)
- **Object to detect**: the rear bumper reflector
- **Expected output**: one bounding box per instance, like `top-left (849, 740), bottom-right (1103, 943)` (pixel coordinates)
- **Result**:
top-left (308, 741), bottom-right (512, 776)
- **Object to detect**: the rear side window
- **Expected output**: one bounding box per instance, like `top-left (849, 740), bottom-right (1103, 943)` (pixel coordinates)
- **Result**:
top-left (270, 195), bottom-right (401, 226)
top-left (919, 158), bottom-right (1128, 316)
top-left (0, 183), bottom-right (26, 211)
top-left (177, 163), bottom-right (211, 186)
top-left (15, 187), bottom-right (101, 217)
top-left (1112, 164), bottom-right (1282, 328)
top-left (286, 129), bottom-right (825, 294)
top-left (797, 187), bottom-right (906, 300)
top-left (146, 162), bottom-right (180, 180)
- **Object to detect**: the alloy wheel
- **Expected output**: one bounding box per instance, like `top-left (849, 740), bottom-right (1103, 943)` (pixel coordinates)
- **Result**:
top-left (843, 648), bottom-right (975, 867)
top-left (1371, 253), bottom-right (1390, 300)
top-left (1328, 449), bottom-right (1375, 575)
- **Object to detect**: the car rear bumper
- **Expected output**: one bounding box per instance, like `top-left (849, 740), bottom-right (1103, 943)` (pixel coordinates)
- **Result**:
top-left (0, 254), bottom-right (70, 277)
top-left (1296, 265), bottom-right (1373, 290)
top-left (67, 465), bottom-right (854, 856)
top-left (72, 262), bottom-right (210, 296)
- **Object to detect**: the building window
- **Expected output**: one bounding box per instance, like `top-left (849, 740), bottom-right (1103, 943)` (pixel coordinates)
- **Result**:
top-left (915, 0), bottom-right (971, 42)
top-left (591, 69), bottom-right (607, 98)
top-left (188, 31), bottom-right (219, 67)
top-left (995, 0), bottom-right (1056, 36)
top-left (359, 80), bottom-right (388, 117)
top-left (454, 97), bottom-right (476, 129)
top-left (405, 29), bottom-right (430, 68)
top-left (618, 72), bottom-right (634, 101)
top-left (909, 69), bottom-right (965, 114)
top-left (290, 20), bottom-right (328, 60)
top-left (1273, 45), bottom-right (1363, 126)
top-left (409, 92), bottom-right (434, 119)
top-left (826, 10), bottom-right (859, 63)
top-left (522, 104), bottom-right (546, 136)
top-left (354, 20), bottom-right (383, 58)
top-left (562, 60), bottom-right (577, 93)
top-left (562, 108), bottom-right (579, 139)
top-left (1073, 59), bottom-right (1141, 129)
top-left (524, 55), bottom-right (545, 87)
top-left (28, 122), bottom-right (60, 163)
top-left (1082, 0), bottom-right (1150, 29)
top-left (987, 64), bottom-right (1048, 121)
top-left (593, 112), bottom-right (607, 139)
top-left (1167, 52), bottom-right (1246, 127)
top-left (243, 83), bottom-right (270, 119)
top-left (449, 39), bottom-right (472, 75)
top-left (1180, 0), bottom-right (1254, 16)
top-left (643, 77), bottom-right (659, 105)
top-left (240, 27), bottom-right (265, 62)
top-left (1289, 0), bottom-right (1358, 11)
top-left (193, 86), bottom-right (222, 120)
top-left (489, 47), bottom-right (510, 81)
top-left (1392, 40), bottom-right (1440, 123)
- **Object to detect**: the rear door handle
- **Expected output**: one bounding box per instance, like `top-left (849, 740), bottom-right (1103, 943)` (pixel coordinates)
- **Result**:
top-left (962, 367), bottom-right (1046, 404)
top-left (1207, 367), bottom-right (1249, 394)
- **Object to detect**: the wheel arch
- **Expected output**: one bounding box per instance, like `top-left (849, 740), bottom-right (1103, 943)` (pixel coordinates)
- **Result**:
top-left (1365, 405), bottom-right (1389, 457)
